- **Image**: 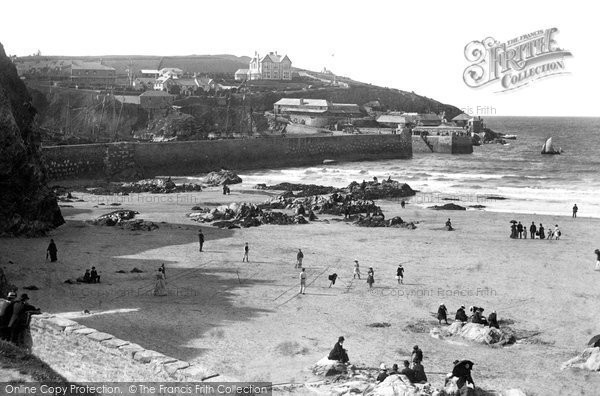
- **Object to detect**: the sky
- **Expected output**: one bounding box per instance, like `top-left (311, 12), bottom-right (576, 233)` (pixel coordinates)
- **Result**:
top-left (1, 0), bottom-right (597, 117)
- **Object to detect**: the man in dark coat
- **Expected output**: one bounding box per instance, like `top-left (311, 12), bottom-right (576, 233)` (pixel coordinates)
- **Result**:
top-left (198, 230), bottom-right (204, 252)
top-left (437, 303), bottom-right (449, 325)
top-left (488, 311), bottom-right (499, 329)
top-left (399, 360), bottom-right (415, 382)
top-left (0, 292), bottom-right (17, 340)
top-left (538, 223), bottom-right (545, 239)
top-left (328, 336), bottom-right (349, 363)
top-left (8, 294), bottom-right (41, 347)
top-left (455, 305), bottom-right (468, 322)
top-left (46, 239), bottom-right (58, 262)
top-left (517, 222), bottom-right (523, 238)
top-left (451, 360), bottom-right (475, 389)
top-left (529, 222), bottom-right (537, 239)
top-left (90, 267), bottom-right (100, 283)
top-left (411, 345), bottom-right (423, 364)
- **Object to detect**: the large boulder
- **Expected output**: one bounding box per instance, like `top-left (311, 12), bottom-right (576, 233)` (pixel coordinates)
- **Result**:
top-left (441, 322), bottom-right (515, 345)
top-left (0, 42), bottom-right (64, 235)
top-left (204, 170), bottom-right (242, 186)
top-left (311, 356), bottom-right (348, 376)
top-left (561, 347), bottom-right (600, 371)
top-left (369, 374), bottom-right (427, 395)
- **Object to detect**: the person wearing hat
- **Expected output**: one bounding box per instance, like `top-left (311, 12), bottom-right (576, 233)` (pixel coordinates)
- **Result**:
top-left (0, 291), bottom-right (17, 340)
top-left (488, 310), bottom-right (499, 329)
top-left (396, 264), bottom-right (404, 284)
top-left (455, 305), bottom-right (468, 322)
top-left (376, 363), bottom-right (389, 383)
top-left (8, 294), bottom-right (41, 347)
top-left (296, 249), bottom-right (304, 269)
top-left (328, 336), bottom-right (349, 363)
top-left (411, 345), bottom-right (423, 364)
top-left (367, 267), bottom-right (375, 288)
top-left (437, 303), bottom-right (449, 325)
top-left (353, 260), bottom-right (361, 279)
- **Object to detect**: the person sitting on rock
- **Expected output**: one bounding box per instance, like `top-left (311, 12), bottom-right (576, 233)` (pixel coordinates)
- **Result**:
top-left (455, 305), bottom-right (468, 322)
top-left (399, 360), bottom-right (415, 383)
top-left (469, 307), bottom-right (482, 324)
top-left (445, 218), bottom-right (453, 231)
top-left (488, 310), bottom-right (499, 329)
top-left (477, 308), bottom-right (488, 325)
top-left (327, 336), bottom-right (349, 363)
top-left (376, 363), bottom-right (389, 382)
top-left (412, 361), bottom-right (427, 384)
top-left (389, 363), bottom-right (400, 375)
top-left (90, 267), bottom-right (100, 283)
top-left (437, 303), bottom-right (449, 325)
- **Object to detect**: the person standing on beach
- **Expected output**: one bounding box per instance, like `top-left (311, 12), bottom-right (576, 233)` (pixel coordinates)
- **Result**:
top-left (397, 264), bottom-right (404, 284)
top-left (242, 242), bottom-right (249, 262)
top-left (594, 249), bottom-right (600, 271)
top-left (573, 204), bottom-right (578, 218)
top-left (296, 249), bottom-right (304, 269)
top-left (299, 268), bottom-right (307, 294)
top-left (353, 260), bottom-right (361, 279)
top-left (367, 267), bottom-right (375, 288)
top-left (198, 230), bottom-right (204, 252)
top-left (517, 222), bottom-right (523, 239)
top-left (530, 222), bottom-right (537, 239)
top-left (153, 268), bottom-right (167, 296)
top-left (538, 224), bottom-right (545, 239)
top-left (437, 303), bottom-right (449, 325)
top-left (46, 239), bottom-right (58, 262)
top-left (553, 225), bottom-right (561, 240)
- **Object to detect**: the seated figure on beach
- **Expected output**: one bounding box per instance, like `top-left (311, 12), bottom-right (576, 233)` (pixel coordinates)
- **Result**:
top-left (455, 305), bottom-right (468, 322)
top-left (77, 269), bottom-right (91, 283)
top-left (328, 336), bottom-right (349, 363)
top-left (445, 218), bottom-right (453, 231)
top-left (488, 310), bottom-right (499, 329)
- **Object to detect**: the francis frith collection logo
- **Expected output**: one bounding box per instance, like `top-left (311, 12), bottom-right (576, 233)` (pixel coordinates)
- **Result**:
top-left (463, 28), bottom-right (572, 92)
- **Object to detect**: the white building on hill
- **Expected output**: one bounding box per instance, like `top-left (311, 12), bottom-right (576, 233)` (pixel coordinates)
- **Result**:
top-left (235, 51), bottom-right (292, 81)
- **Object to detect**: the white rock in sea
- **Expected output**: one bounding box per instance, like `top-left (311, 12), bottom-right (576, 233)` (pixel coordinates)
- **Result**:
top-left (561, 347), bottom-right (600, 371)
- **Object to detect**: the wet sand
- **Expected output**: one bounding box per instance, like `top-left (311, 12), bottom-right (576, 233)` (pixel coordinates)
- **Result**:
top-left (3, 186), bottom-right (600, 393)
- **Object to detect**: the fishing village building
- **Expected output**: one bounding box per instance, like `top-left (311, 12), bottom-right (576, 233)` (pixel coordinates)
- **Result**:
top-left (273, 98), bottom-right (362, 127)
top-left (69, 61), bottom-right (116, 87)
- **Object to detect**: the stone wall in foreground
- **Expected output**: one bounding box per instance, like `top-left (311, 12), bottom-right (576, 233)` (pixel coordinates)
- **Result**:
top-left (42, 133), bottom-right (412, 181)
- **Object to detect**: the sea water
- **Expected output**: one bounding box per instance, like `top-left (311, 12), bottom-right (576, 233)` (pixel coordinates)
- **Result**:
top-left (197, 116), bottom-right (600, 218)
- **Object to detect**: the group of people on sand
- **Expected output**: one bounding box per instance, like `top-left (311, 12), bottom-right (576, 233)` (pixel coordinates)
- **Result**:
top-left (0, 292), bottom-right (41, 350)
top-left (438, 304), bottom-right (499, 328)
top-left (511, 221), bottom-right (561, 240)
top-left (77, 267), bottom-right (100, 283)
top-left (328, 337), bottom-right (475, 389)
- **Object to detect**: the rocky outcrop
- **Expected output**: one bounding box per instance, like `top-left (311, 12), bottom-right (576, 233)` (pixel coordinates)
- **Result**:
top-left (0, 42), bottom-right (64, 235)
top-left (85, 178), bottom-right (202, 195)
top-left (204, 170), bottom-right (242, 186)
top-left (434, 322), bottom-right (516, 346)
top-left (561, 347), bottom-right (600, 371)
top-left (428, 203), bottom-right (466, 211)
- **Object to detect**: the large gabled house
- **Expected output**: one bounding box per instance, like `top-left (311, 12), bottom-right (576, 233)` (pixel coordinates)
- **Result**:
top-left (235, 51), bottom-right (292, 81)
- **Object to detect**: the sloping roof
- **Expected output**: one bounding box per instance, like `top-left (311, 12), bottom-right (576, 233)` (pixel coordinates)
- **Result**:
top-left (418, 113), bottom-right (442, 121)
top-left (377, 115), bottom-right (407, 124)
top-left (452, 113), bottom-right (472, 121)
top-left (140, 90), bottom-right (173, 97)
top-left (159, 67), bottom-right (183, 74)
top-left (71, 61), bottom-right (115, 71)
top-left (330, 103), bottom-right (362, 115)
top-left (115, 95), bottom-right (141, 105)
top-left (176, 79), bottom-right (198, 87)
top-left (260, 53), bottom-right (290, 63)
top-left (274, 98), bottom-right (330, 107)
top-left (140, 69), bottom-right (159, 74)
top-left (235, 68), bottom-right (249, 74)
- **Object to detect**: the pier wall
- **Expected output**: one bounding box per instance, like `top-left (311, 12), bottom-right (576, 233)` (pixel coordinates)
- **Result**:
top-left (411, 135), bottom-right (473, 154)
top-left (42, 133), bottom-right (412, 181)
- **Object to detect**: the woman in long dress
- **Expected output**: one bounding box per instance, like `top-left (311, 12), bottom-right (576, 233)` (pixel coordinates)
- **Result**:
top-left (153, 268), bottom-right (167, 296)
top-left (367, 267), bottom-right (375, 288)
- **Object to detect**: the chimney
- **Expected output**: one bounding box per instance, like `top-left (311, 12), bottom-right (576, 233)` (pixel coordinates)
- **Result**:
top-left (270, 52), bottom-right (274, 55)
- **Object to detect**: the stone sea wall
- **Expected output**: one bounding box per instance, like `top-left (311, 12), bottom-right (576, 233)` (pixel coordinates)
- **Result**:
top-left (42, 133), bottom-right (412, 182)
top-left (411, 135), bottom-right (473, 154)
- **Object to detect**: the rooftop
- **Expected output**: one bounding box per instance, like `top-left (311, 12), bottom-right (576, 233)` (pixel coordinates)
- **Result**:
top-left (140, 90), bottom-right (173, 97)
top-left (71, 61), bottom-right (115, 71)
top-left (274, 98), bottom-right (330, 107)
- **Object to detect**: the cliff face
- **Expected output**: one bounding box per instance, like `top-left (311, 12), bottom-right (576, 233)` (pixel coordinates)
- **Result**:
top-left (0, 42), bottom-right (64, 235)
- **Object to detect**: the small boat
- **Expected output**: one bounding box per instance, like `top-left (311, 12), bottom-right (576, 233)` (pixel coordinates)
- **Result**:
top-left (503, 134), bottom-right (517, 140)
top-left (322, 159), bottom-right (337, 165)
top-left (541, 137), bottom-right (561, 155)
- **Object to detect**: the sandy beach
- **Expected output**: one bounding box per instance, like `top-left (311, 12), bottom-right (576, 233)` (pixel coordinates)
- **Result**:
top-left (3, 185), bottom-right (600, 394)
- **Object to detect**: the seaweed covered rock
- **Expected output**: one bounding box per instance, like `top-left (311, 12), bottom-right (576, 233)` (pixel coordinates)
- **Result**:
top-left (204, 170), bottom-right (242, 186)
top-left (348, 179), bottom-right (416, 200)
top-left (429, 203), bottom-right (466, 211)
top-left (0, 42), bottom-right (64, 235)
top-left (87, 178), bottom-right (202, 195)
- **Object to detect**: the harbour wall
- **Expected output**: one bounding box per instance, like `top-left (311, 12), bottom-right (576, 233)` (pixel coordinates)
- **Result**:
top-left (42, 133), bottom-right (412, 182)
top-left (411, 135), bottom-right (473, 154)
